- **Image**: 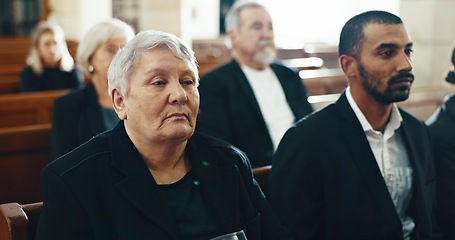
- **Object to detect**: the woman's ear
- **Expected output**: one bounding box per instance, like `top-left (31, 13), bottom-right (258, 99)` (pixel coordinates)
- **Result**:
top-left (111, 88), bottom-right (127, 120)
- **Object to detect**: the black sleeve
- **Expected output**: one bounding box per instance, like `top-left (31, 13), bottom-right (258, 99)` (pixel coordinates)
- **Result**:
top-left (235, 148), bottom-right (294, 240)
top-left (36, 166), bottom-right (94, 240)
top-left (269, 125), bottom-right (325, 240)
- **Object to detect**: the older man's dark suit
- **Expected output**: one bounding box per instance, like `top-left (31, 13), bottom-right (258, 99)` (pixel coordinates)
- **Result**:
top-left (197, 60), bottom-right (313, 167)
top-left (270, 92), bottom-right (436, 240)
top-left (50, 83), bottom-right (114, 160)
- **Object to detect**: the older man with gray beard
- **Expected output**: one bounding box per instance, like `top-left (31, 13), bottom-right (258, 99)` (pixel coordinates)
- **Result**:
top-left (196, 1), bottom-right (313, 168)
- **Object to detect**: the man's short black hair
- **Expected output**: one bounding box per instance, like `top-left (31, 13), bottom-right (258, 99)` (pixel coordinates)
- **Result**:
top-left (338, 10), bottom-right (403, 57)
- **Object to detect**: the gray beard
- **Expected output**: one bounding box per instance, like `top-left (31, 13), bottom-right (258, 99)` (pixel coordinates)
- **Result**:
top-left (253, 45), bottom-right (276, 64)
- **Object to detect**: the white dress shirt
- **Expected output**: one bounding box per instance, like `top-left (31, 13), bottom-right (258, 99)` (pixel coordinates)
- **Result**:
top-left (346, 87), bottom-right (414, 239)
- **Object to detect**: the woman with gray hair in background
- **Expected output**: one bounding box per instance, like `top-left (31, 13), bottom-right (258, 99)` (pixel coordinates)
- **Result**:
top-left (20, 21), bottom-right (82, 92)
top-left (37, 30), bottom-right (292, 240)
top-left (50, 18), bottom-right (135, 160)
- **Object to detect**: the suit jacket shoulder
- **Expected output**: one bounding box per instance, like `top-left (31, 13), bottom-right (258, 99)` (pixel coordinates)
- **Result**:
top-left (50, 83), bottom-right (107, 160)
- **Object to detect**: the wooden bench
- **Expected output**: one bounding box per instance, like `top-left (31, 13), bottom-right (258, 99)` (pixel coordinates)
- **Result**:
top-left (0, 202), bottom-right (42, 240)
top-left (308, 85), bottom-right (452, 121)
top-left (252, 165), bottom-right (272, 198)
top-left (0, 37), bottom-right (30, 66)
top-left (0, 124), bottom-right (52, 204)
top-left (0, 65), bottom-right (24, 93)
top-left (0, 90), bottom-right (68, 128)
top-left (279, 57), bottom-right (324, 71)
top-left (397, 86), bottom-right (452, 121)
top-left (301, 68), bottom-right (347, 96)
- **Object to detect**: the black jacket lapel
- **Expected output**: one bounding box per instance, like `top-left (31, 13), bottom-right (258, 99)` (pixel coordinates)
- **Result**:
top-left (187, 132), bottom-right (239, 233)
top-left (110, 122), bottom-right (179, 239)
top-left (335, 93), bottom-right (402, 227)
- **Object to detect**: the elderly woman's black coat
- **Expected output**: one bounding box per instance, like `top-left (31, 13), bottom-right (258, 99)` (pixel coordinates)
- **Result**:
top-left (37, 121), bottom-right (291, 240)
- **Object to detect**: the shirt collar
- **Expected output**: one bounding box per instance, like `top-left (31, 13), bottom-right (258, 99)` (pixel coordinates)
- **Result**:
top-left (345, 86), bottom-right (402, 133)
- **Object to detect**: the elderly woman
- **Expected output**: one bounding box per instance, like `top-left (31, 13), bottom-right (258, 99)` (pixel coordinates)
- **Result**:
top-left (36, 30), bottom-right (291, 240)
top-left (50, 18), bottom-right (135, 160)
top-left (20, 21), bottom-right (82, 92)
top-left (426, 46), bottom-right (455, 239)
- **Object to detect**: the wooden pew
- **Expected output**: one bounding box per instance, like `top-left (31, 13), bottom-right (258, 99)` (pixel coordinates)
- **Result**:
top-left (301, 68), bottom-right (347, 96)
top-left (0, 37), bottom-right (30, 66)
top-left (279, 57), bottom-right (324, 71)
top-left (0, 202), bottom-right (42, 240)
top-left (0, 124), bottom-right (51, 204)
top-left (0, 90), bottom-right (68, 128)
top-left (252, 165), bottom-right (272, 198)
top-left (397, 86), bottom-right (452, 121)
top-left (308, 85), bottom-right (452, 122)
top-left (0, 65), bottom-right (23, 93)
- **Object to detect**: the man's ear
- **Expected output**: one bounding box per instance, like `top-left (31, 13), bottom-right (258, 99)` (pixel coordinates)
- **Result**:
top-left (339, 54), bottom-right (358, 79)
top-left (112, 88), bottom-right (127, 120)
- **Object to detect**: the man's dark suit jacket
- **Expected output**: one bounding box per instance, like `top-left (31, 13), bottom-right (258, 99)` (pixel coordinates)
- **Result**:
top-left (197, 60), bottom-right (313, 167)
top-left (270, 93), bottom-right (436, 240)
top-left (37, 121), bottom-right (292, 240)
top-left (427, 94), bottom-right (455, 239)
top-left (50, 83), bottom-right (115, 160)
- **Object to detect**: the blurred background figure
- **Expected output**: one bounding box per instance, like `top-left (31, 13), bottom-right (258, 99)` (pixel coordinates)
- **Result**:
top-left (426, 45), bottom-right (455, 240)
top-left (20, 21), bottom-right (83, 92)
top-left (196, 1), bottom-right (313, 168)
top-left (50, 18), bottom-right (135, 160)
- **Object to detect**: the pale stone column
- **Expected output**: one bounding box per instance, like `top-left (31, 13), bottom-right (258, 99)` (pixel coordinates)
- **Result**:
top-left (136, 0), bottom-right (219, 47)
top-left (400, 0), bottom-right (455, 87)
top-left (137, 0), bottom-right (186, 40)
top-left (48, 0), bottom-right (112, 41)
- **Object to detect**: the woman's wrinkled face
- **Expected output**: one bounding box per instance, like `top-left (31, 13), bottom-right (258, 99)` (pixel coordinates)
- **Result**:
top-left (38, 32), bottom-right (61, 66)
top-left (114, 47), bottom-right (199, 144)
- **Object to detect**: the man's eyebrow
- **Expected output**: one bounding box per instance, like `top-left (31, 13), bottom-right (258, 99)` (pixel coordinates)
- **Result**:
top-left (377, 42), bottom-right (413, 49)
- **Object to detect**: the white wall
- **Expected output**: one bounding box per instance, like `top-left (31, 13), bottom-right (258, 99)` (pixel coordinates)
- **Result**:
top-left (49, 0), bottom-right (112, 41)
top-left (187, 0), bottom-right (220, 40)
top-left (401, 0), bottom-right (455, 87)
top-left (47, 0), bottom-right (455, 87)
top-left (262, 0), bottom-right (400, 48)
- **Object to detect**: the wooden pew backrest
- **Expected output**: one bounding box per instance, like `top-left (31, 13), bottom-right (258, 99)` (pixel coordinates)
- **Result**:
top-left (308, 85), bottom-right (453, 122)
top-left (0, 90), bottom-right (68, 128)
top-left (0, 202), bottom-right (42, 240)
top-left (252, 165), bottom-right (272, 198)
top-left (301, 68), bottom-right (347, 96)
top-left (0, 124), bottom-right (51, 204)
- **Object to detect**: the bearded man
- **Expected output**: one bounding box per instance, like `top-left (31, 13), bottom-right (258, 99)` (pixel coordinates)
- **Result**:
top-left (269, 10), bottom-right (436, 240)
top-left (196, 1), bottom-right (313, 168)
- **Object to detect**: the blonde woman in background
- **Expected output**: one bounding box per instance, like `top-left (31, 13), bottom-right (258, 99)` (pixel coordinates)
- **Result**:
top-left (50, 18), bottom-right (135, 160)
top-left (20, 21), bottom-right (82, 92)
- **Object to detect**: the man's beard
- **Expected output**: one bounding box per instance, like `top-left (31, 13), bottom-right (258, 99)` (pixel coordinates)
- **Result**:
top-left (358, 61), bottom-right (414, 104)
top-left (253, 40), bottom-right (276, 64)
